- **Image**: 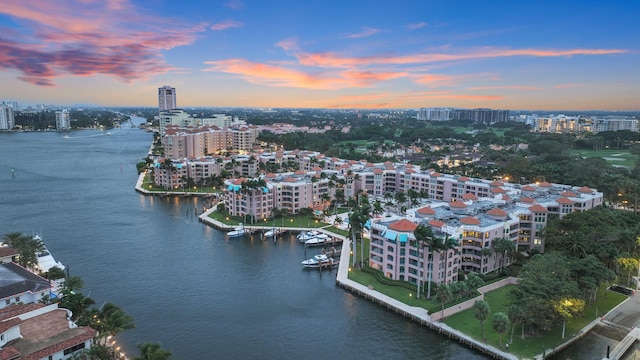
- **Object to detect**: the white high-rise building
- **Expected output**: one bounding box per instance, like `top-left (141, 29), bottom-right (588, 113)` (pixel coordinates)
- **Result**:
top-left (158, 85), bottom-right (177, 113)
top-left (55, 110), bottom-right (71, 130)
top-left (0, 105), bottom-right (15, 130)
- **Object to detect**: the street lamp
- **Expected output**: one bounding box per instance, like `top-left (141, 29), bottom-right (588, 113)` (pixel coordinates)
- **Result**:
top-left (410, 293), bottom-right (413, 306)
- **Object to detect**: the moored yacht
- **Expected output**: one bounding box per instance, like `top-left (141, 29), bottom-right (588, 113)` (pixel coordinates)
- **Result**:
top-left (301, 254), bottom-right (334, 268)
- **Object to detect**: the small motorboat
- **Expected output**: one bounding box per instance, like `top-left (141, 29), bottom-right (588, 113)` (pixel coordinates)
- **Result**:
top-left (263, 227), bottom-right (284, 238)
top-left (297, 230), bottom-right (319, 242)
top-left (228, 224), bottom-right (250, 238)
top-left (304, 233), bottom-right (330, 247)
top-left (301, 254), bottom-right (334, 268)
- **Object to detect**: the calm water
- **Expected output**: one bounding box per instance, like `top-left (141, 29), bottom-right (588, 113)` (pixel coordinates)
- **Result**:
top-left (0, 121), bottom-right (610, 360)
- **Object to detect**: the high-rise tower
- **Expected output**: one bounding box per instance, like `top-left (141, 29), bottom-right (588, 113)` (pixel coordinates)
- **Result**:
top-left (158, 85), bottom-right (177, 113)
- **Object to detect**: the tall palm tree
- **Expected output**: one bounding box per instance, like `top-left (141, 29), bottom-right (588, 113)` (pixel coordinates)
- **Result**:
top-left (394, 191), bottom-right (407, 213)
top-left (413, 224), bottom-right (435, 299)
top-left (493, 237), bottom-right (516, 273)
top-left (98, 303), bottom-right (136, 338)
top-left (3, 232), bottom-right (45, 269)
top-left (440, 236), bottom-right (458, 284)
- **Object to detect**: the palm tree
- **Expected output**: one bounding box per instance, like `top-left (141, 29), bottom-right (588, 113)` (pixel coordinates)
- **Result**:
top-left (394, 191), bottom-right (407, 213)
top-left (64, 275), bottom-right (85, 292)
top-left (46, 266), bottom-right (66, 280)
top-left (508, 304), bottom-right (527, 342)
top-left (480, 247), bottom-right (493, 273)
top-left (97, 303), bottom-right (136, 338)
top-left (372, 200), bottom-right (384, 217)
top-left (474, 300), bottom-right (491, 342)
top-left (437, 284), bottom-right (452, 320)
top-left (132, 342), bottom-right (172, 360)
top-left (440, 235), bottom-right (458, 284)
top-left (3, 232), bottom-right (45, 269)
top-left (413, 224), bottom-right (435, 299)
top-left (492, 312), bottom-right (509, 347)
top-left (493, 237), bottom-right (516, 273)
top-left (348, 207), bottom-right (368, 268)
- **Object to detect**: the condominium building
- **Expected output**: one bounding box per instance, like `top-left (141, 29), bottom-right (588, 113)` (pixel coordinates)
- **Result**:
top-left (418, 108), bottom-right (510, 123)
top-left (162, 125), bottom-right (259, 158)
top-left (158, 85), bottom-right (177, 113)
top-left (55, 110), bottom-right (71, 130)
top-left (0, 105), bottom-right (15, 130)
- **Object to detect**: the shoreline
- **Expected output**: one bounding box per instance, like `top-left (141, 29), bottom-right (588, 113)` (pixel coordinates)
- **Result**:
top-left (134, 171), bottom-right (623, 360)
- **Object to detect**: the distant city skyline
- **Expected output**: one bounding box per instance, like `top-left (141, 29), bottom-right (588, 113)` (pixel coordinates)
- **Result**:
top-left (0, 1), bottom-right (639, 110)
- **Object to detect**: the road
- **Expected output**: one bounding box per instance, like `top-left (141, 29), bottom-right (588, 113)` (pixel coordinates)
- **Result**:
top-left (606, 289), bottom-right (640, 329)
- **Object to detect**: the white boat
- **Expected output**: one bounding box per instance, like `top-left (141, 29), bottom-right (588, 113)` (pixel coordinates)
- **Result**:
top-left (304, 233), bottom-right (330, 247)
top-left (301, 254), bottom-right (334, 268)
top-left (297, 230), bottom-right (319, 242)
top-left (227, 224), bottom-right (250, 238)
top-left (33, 235), bottom-right (65, 272)
top-left (263, 227), bottom-right (284, 238)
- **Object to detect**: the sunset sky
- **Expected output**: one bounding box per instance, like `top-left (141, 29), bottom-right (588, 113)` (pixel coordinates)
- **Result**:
top-left (1, 0), bottom-right (638, 110)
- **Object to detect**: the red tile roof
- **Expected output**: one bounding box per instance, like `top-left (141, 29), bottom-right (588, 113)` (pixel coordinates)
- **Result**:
top-left (487, 208), bottom-right (508, 217)
top-left (428, 219), bottom-right (445, 227)
top-left (529, 204), bottom-right (548, 213)
top-left (462, 192), bottom-right (478, 200)
top-left (460, 216), bottom-right (481, 225)
top-left (417, 207), bottom-right (435, 215)
top-left (560, 191), bottom-right (578, 197)
top-left (491, 187), bottom-right (506, 194)
top-left (520, 197), bottom-right (535, 203)
top-left (557, 197), bottom-right (575, 205)
top-left (388, 219), bottom-right (417, 232)
top-left (450, 200), bottom-right (467, 208)
top-left (490, 181), bottom-right (504, 186)
top-left (458, 176), bottom-right (470, 181)
top-left (538, 181), bottom-right (552, 187)
top-left (521, 185), bottom-right (536, 191)
top-left (578, 186), bottom-right (593, 193)
top-left (373, 169), bottom-right (383, 174)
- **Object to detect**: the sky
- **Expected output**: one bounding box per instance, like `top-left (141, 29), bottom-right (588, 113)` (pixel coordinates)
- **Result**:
top-left (1, 0), bottom-right (639, 110)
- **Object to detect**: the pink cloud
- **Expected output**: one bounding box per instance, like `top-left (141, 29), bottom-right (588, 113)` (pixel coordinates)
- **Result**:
top-left (203, 59), bottom-right (404, 89)
top-left (413, 74), bottom-right (464, 87)
top-left (554, 83), bottom-right (581, 89)
top-left (346, 26), bottom-right (382, 39)
top-left (275, 38), bottom-right (299, 52)
top-left (404, 22), bottom-right (426, 30)
top-left (211, 20), bottom-right (244, 31)
top-left (469, 85), bottom-right (542, 91)
top-left (296, 47), bottom-right (626, 68)
top-left (0, 0), bottom-right (206, 86)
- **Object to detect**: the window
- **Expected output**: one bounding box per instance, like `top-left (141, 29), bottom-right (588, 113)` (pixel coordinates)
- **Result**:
top-left (63, 342), bottom-right (86, 355)
top-left (5, 300), bottom-right (9, 305)
top-left (15, 296), bottom-right (19, 302)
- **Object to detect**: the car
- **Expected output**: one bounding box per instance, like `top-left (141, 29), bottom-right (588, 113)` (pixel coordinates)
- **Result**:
top-left (609, 284), bottom-right (635, 296)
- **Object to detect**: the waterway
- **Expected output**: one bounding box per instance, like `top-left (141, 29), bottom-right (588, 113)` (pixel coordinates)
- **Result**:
top-left (0, 119), bottom-right (629, 359)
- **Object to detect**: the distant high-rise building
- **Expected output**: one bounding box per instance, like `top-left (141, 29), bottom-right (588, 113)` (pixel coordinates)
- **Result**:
top-left (0, 105), bottom-right (15, 130)
top-left (158, 85), bottom-right (177, 113)
top-left (2, 100), bottom-right (18, 111)
top-left (55, 110), bottom-right (71, 130)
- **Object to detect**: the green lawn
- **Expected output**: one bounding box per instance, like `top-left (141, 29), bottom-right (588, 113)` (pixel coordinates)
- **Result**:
top-left (444, 285), bottom-right (627, 359)
top-left (569, 149), bottom-right (636, 168)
